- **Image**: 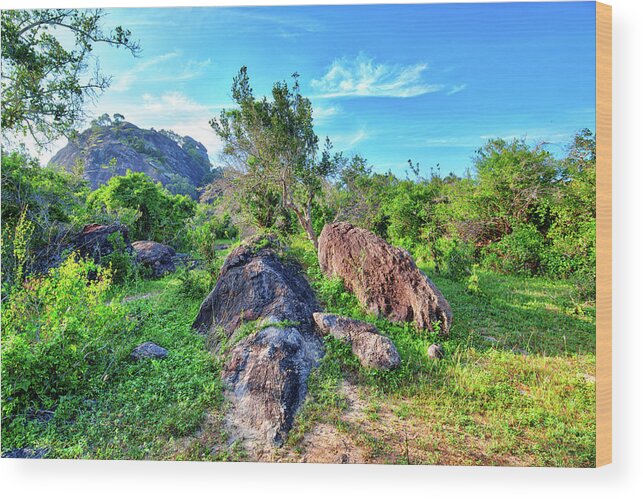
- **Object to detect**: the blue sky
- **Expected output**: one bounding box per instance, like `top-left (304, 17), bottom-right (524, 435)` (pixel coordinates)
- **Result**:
top-left (71, 2), bottom-right (595, 176)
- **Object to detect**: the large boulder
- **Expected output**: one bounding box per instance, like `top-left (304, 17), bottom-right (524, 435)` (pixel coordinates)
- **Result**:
top-left (192, 235), bottom-right (319, 337)
top-left (131, 241), bottom-right (176, 277)
top-left (318, 222), bottom-right (453, 334)
top-left (48, 121), bottom-right (214, 197)
top-left (223, 324), bottom-right (322, 447)
top-left (73, 223), bottom-right (131, 263)
top-left (313, 313), bottom-right (401, 370)
top-left (193, 235), bottom-right (322, 448)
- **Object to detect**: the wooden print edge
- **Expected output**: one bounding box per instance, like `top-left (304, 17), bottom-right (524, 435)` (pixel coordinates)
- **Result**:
top-left (596, 1), bottom-right (612, 468)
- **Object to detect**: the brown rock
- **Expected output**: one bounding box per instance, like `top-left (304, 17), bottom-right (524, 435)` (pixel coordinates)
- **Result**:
top-left (131, 240), bottom-right (176, 277)
top-left (318, 222), bottom-right (453, 333)
top-left (313, 312), bottom-right (401, 370)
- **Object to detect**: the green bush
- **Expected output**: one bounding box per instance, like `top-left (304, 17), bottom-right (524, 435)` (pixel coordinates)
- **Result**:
top-left (86, 171), bottom-right (196, 248)
top-left (1, 254), bottom-right (133, 416)
top-left (431, 237), bottom-right (475, 280)
top-left (175, 267), bottom-right (217, 300)
top-left (1, 151), bottom-right (88, 288)
top-left (100, 232), bottom-right (137, 284)
top-left (482, 224), bottom-right (545, 275)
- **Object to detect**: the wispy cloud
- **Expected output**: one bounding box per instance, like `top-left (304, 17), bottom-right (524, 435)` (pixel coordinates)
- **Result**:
top-left (313, 104), bottom-right (342, 124)
top-left (141, 92), bottom-right (214, 116)
top-left (332, 128), bottom-right (369, 149)
top-left (111, 51), bottom-right (212, 92)
top-left (311, 53), bottom-right (443, 98)
top-left (447, 84), bottom-right (467, 96)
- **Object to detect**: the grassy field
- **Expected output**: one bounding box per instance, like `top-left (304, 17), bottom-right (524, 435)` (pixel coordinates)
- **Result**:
top-left (1, 240), bottom-right (596, 466)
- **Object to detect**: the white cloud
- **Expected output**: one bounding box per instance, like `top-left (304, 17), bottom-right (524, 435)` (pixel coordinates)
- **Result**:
top-left (447, 84), bottom-right (467, 96)
top-left (111, 51), bottom-right (211, 92)
top-left (311, 53), bottom-right (443, 98)
top-left (313, 104), bottom-right (341, 123)
top-left (160, 121), bottom-right (225, 161)
top-left (332, 128), bottom-right (369, 149)
top-left (141, 92), bottom-right (214, 116)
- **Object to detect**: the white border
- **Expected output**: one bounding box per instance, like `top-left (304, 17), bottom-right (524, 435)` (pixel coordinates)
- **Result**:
top-left (1, 1), bottom-right (641, 497)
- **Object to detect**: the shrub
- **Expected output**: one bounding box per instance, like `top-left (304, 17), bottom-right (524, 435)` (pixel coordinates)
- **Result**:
top-left (1, 254), bottom-right (133, 416)
top-left (431, 237), bottom-right (475, 280)
top-left (482, 224), bottom-right (545, 275)
top-left (100, 232), bottom-right (137, 284)
top-left (465, 264), bottom-right (482, 295)
top-left (86, 171), bottom-right (196, 248)
top-left (175, 267), bottom-right (217, 300)
top-left (1, 151), bottom-right (88, 288)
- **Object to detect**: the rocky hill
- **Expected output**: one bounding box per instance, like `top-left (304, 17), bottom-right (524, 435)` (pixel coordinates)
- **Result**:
top-left (48, 120), bottom-right (214, 196)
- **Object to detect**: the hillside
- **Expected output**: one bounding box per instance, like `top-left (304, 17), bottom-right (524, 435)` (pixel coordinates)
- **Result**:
top-left (48, 120), bottom-right (214, 196)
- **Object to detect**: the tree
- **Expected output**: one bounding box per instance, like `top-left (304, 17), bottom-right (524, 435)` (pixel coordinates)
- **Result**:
top-left (87, 171), bottom-right (196, 247)
top-left (467, 138), bottom-right (559, 243)
top-left (1, 9), bottom-right (140, 148)
top-left (210, 67), bottom-right (339, 251)
top-left (92, 113), bottom-right (112, 127)
top-left (545, 129), bottom-right (596, 278)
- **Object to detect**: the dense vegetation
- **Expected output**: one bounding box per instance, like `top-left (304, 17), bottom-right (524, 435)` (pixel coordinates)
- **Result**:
top-left (1, 18), bottom-right (596, 465)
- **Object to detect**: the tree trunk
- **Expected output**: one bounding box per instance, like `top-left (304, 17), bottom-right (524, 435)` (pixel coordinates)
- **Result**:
top-left (289, 202), bottom-right (318, 253)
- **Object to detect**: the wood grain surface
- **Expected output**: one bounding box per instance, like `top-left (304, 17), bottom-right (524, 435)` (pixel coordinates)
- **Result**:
top-left (596, 1), bottom-right (612, 468)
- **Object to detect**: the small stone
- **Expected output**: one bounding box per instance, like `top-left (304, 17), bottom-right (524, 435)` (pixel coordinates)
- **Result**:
top-left (313, 312), bottom-right (401, 370)
top-left (130, 341), bottom-right (168, 361)
top-left (2, 448), bottom-right (49, 459)
top-left (427, 343), bottom-right (445, 360)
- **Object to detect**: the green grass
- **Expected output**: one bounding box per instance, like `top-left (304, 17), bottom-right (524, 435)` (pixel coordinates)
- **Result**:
top-left (2, 237), bottom-right (596, 466)
top-left (283, 236), bottom-right (596, 467)
top-left (1, 275), bottom-right (227, 461)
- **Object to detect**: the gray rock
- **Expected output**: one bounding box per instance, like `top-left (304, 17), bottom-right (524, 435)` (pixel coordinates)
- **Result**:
top-left (223, 325), bottom-right (322, 448)
top-left (193, 235), bottom-right (322, 448)
top-left (192, 235), bottom-right (319, 337)
top-left (130, 341), bottom-right (168, 361)
top-left (318, 222), bottom-right (453, 334)
top-left (132, 240), bottom-right (176, 277)
top-left (313, 312), bottom-right (401, 370)
top-left (2, 448), bottom-right (49, 459)
top-left (73, 223), bottom-right (131, 263)
top-left (427, 343), bottom-right (445, 360)
top-left (48, 121), bottom-right (215, 197)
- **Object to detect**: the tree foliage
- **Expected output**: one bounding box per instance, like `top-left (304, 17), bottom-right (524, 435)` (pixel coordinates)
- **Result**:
top-left (1, 151), bottom-right (89, 290)
top-left (1, 9), bottom-right (140, 147)
top-left (86, 171), bottom-right (196, 247)
top-left (210, 67), bottom-right (339, 250)
top-left (314, 131), bottom-right (596, 287)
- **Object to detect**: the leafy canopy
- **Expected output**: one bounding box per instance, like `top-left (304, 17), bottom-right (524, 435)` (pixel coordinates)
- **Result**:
top-left (87, 171), bottom-right (196, 246)
top-left (210, 66), bottom-right (339, 250)
top-left (1, 9), bottom-right (140, 147)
